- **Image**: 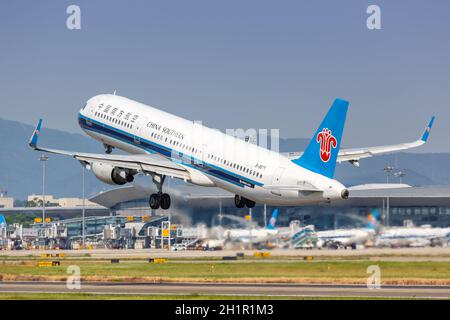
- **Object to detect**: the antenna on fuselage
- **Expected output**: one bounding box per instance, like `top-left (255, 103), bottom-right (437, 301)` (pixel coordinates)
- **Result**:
top-left (113, 89), bottom-right (117, 95)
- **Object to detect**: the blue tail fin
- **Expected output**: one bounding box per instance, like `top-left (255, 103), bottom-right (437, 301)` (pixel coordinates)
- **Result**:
top-left (366, 209), bottom-right (379, 230)
top-left (292, 99), bottom-right (349, 178)
top-left (266, 209), bottom-right (278, 230)
top-left (0, 215), bottom-right (6, 227)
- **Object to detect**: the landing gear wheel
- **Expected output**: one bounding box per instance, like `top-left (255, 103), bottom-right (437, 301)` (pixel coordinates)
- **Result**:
top-left (245, 200), bottom-right (255, 208)
top-left (149, 193), bottom-right (161, 209)
top-left (160, 193), bottom-right (171, 210)
top-left (234, 195), bottom-right (246, 208)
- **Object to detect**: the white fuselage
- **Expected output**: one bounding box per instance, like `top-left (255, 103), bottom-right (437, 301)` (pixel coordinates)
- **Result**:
top-left (316, 228), bottom-right (375, 247)
top-left (78, 94), bottom-right (347, 205)
top-left (375, 227), bottom-right (450, 247)
top-left (223, 228), bottom-right (279, 243)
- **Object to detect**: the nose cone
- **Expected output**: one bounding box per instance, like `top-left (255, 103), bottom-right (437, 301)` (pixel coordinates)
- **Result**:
top-left (78, 111), bottom-right (84, 127)
top-left (78, 102), bottom-right (90, 126)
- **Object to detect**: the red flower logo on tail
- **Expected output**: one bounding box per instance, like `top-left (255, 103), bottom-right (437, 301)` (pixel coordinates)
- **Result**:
top-left (316, 128), bottom-right (337, 163)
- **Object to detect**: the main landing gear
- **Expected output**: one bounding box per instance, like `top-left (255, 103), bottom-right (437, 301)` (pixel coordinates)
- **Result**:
top-left (149, 193), bottom-right (171, 210)
top-left (234, 195), bottom-right (255, 209)
top-left (149, 174), bottom-right (171, 210)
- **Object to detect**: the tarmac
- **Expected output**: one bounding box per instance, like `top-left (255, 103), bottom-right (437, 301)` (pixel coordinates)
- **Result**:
top-left (0, 281), bottom-right (449, 299)
top-left (2, 247), bottom-right (450, 261)
top-left (1, 247), bottom-right (450, 298)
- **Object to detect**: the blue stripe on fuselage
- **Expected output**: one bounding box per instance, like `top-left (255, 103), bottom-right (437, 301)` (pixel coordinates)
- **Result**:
top-left (78, 114), bottom-right (263, 188)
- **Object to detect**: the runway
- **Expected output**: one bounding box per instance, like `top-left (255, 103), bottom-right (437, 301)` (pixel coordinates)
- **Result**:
top-left (3, 247), bottom-right (450, 261)
top-left (1, 281), bottom-right (449, 298)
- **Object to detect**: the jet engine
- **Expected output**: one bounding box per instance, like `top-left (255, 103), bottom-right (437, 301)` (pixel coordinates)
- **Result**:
top-left (91, 162), bottom-right (135, 185)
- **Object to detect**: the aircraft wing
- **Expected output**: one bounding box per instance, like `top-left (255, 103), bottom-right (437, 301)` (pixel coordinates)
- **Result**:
top-left (29, 119), bottom-right (190, 180)
top-left (283, 117), bottom-right (435, 166)
top-left (337, 117), bottom-right (435, 165)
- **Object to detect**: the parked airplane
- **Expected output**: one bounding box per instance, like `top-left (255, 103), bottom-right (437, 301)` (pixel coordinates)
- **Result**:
top-left (219, 208), bottom-right (316, 247)
top-left (29, 94), bottom-right (434, 210)
top-left (315, 209), bottom-right (380, 249)
top-left (222, 209), bottom-right (279, 242)
top-left (375, 225), bottom-right (450, 248)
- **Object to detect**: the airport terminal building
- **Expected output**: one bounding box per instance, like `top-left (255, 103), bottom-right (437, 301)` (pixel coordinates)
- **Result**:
top-left (2, 183), bottom-right (450, 230)
top-left (87, 183), bottom-right (450, 230)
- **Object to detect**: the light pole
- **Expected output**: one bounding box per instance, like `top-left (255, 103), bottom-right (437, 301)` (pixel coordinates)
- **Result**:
top-left (383, 166), bottom-right (394, 184)
top-left (39, 155), bottom-right (49, 226)
top-left (168, 177), bottom-right (171, 251)
top-left (82, 165), bottom-right (86, 248)
top-left (263, 203), bottom-right (267, 227)
top-left (249, 207), bottom-right (253, 250)
top-left (394, 171), bottom-right (406, 184)
top-left (383, 166), bottom-right (394, 227)
top-left (218, 200), bottom-right (223, 227)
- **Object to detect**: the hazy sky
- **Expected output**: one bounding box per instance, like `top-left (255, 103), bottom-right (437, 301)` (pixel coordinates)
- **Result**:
top-left (1, 0), bottom-right (449, 152)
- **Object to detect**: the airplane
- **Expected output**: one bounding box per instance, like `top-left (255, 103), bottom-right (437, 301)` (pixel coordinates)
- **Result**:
top-left (375, 225), bottom-right (450, 248)
top-left (221, 208), bottom-right (319, 248)
top-left (29, 94), bottom-right (434, 210)
top-left (315, 209), bottom-right (380, 249)
top-left (0, 215), bottom-right (6, 247)
top-left (222, 209), bottom-right (280, 242)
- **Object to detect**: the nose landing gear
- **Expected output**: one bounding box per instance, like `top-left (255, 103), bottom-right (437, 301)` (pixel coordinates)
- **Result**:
top-left (103, 143), bottom-right (114, 154)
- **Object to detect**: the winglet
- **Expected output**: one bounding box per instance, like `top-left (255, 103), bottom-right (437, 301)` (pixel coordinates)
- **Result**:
top-left (421, 116), bottom-right (435, 142)
top-left (29, 119), bottom-right (43, 149)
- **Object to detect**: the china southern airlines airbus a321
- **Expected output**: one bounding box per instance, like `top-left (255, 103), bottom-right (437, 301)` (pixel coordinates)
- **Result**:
top-left (29, 94), bottom-right (434, 210)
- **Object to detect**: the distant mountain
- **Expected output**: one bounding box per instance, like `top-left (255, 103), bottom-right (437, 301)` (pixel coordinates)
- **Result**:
top-left (0, 118), bottom-right (107, 199)
top-left (0, 117), bottom-right (448, 199)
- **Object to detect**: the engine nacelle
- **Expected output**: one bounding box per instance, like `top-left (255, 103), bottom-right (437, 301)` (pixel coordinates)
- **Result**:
top-left (91, 163), bottom-right (135, 185)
